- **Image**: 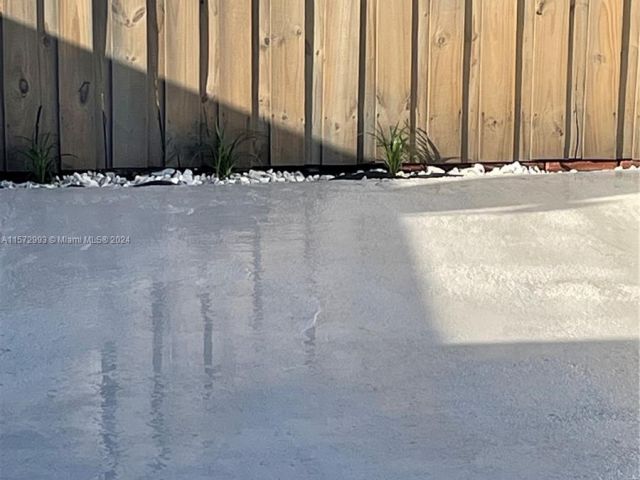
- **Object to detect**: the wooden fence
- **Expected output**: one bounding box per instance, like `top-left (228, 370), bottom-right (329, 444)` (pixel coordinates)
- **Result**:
top-left (0, 0), bottom-right (639, 171)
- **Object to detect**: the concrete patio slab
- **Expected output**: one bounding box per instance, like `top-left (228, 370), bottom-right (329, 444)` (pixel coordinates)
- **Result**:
top-left (1, 171), bottom-right (638, 479)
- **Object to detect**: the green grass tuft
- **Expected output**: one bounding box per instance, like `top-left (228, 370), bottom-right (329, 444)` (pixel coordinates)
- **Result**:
top-left (196, 123), bottom-right (254, 180)
top-left (371, 122), bottom-right (409, 176)
top-left (17, 106), bottom-right (66, 184)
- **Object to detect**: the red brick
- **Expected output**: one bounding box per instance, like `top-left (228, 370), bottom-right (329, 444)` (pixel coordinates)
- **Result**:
top-left (620, 160), bottom-right (640, 169)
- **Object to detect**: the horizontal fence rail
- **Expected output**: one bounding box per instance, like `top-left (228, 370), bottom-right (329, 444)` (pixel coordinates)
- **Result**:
top-left (0, 0), bottom-right (639, 171)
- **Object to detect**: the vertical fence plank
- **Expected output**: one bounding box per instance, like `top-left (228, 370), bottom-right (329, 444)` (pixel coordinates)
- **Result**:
top-left (623, 0), bottom-right (639, 160)
top-left (417, 0), bottom-right (465, 162)
top-left (261, 0), bottom-right (305, 166)
top-left (310, 0), bottom-right (324, 164)
top-left (163, 0), bottom-right (199, 168)
top-left (218, 0), bottom-right (254, 166)
top-left (258, 0), bottom-right (271, 164)
top-left (568, 0), bottom-right (589, 159)
top-left (93, 0), bottom-right (111, 169)
top-left (375, 0), bottom-right (413, 130)
top-left (632, 0), bottom-right (639, 161)
top-left (58, 0), bottom-right (102, 170)
top-left (634, 69), bottom-right (640, 160)
top-left (583, 0), bottom-right (623, 159)
top-left (361, 0), bottom-right (377, 162)
top-left (110, 0), bottom-right (148, 167)
top-left (363, 0), bottom-right (412, 162)
top-left (38, 0), bottom-right (60, 166)
top-left (313, 0), bottom-right (360, 165)
top-left (519, 0), bottom-right (570, 160)
top-left (415, 0), bottom-right (429, 158)
top-left (3, 1), bottom-right (40, 170)
top-left (468, 0), bottom-right (518, 162)
top-left (0, 0), bottom-right (4, 171)
top-left (146, 0), bottom-right (164, 167)
top-left (635, 3), bottom-right (640, 162)
top-left (202, 0), bottom-right (218, 146)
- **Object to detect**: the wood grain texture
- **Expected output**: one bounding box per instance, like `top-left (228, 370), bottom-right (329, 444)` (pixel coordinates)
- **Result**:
top-left (218, 0), bottom-right (254, 166)
top-left (567, 0), bottom-right (589, 159)
top-left (313, 0), bottom-right (360, 165)
top-left (202, 0), bottom-right (218, 142)
top-left (362, 0), bottom-right (412, 162)
top-left (361, 0), bottom-right (377, 162)
top-left (147, 0), bottom-right (165, 167)
top-left (468, 0), bottom-right (518, 162)
top-left (623, 0), bottom-right (639, 159)
top-left (375, 0), bottom-right (412, 129)
top-left (635, 62), bottom-right (640, 159)
top-left (110, 0), bottom-right (148, 167)
top-left (93, 0), bottom-right (111, 168)
top-left (0, 0), bottom-right (638, 169)
top-left (260, 0), bottom-right (305, 166)
top-left (417, 0), bottom-right (465, 161)
top-left (164, 0), bottom-right (199, 168)
top-left (583, 0), bottom-right (622, 159)
top-left (57, 0), bottom-right (101, 170)
top-left (310, 0), bottom-right (324, 164)
top-left (519, 0), bottom-right (570, 160)
top-left (3, 1), bottom-right (39, 170)
top-left (258, 0), bottom-right (271, 164)
top-left (39, 0), bottom-right (60, 164)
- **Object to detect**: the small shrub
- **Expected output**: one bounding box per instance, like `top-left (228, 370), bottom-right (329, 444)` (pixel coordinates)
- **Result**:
top-left (18, 106), bottom-right (62, 184)
top-left (371, 122), bottom-right (409, 176)
top-left (197, 123), bottom-right (254, 179)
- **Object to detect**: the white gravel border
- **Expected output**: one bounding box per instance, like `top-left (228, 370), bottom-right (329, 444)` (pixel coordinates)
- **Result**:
top-left (0, 162), bottom-right (637, 189)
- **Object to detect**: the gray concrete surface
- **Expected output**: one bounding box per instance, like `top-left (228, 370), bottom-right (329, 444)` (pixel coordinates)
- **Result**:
top-left (0, 171), bottom-right (638, 479)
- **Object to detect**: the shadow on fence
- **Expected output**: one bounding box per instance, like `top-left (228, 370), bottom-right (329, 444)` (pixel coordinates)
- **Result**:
top-left (0, 13), bottom-right (364, 174)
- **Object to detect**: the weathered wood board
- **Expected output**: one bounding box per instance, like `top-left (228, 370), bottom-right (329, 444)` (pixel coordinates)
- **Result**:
top-left (202, 0), bottom-right (218, 147)
top-left (3, 1), bottom-right (40, 170)
top-left (468, 0), bottom-right (518, 162)
top-left (417, 0), bottom-right (465, 162)
top-left (582, 0), bottom-right (623, 159)
top-left (260, 0), bottom-right (306, 166)
top-left (111, 0), bottom-right (148, 167)
top-left (519, 0), bottom-right (570, 160)
top-left (217, 0), bottom-right (254, 166)
top-left (313, 0), bottom-right (361, 165)
top-left (39, 0), bottom-right (60, 165)
top-left (164, 0), bottom-right (199, 168)
top-left (370, 0), bottom-right (412, 146)
top-left (623, 0), bottom-right (639, 160)
top-left (147, 0), bottom-right (165, 167)
top-left (58, 0), bottom-right (102, 170)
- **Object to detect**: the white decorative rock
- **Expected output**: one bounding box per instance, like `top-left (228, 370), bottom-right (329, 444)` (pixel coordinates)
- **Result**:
top-left (426, 166), bottom-right (445, 175)
top-left (152, 168), bottom-right (175, 177)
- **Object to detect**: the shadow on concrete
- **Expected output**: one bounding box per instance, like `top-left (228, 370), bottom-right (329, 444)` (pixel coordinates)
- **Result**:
top-left (0, 174), bottom-right (638, 478)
